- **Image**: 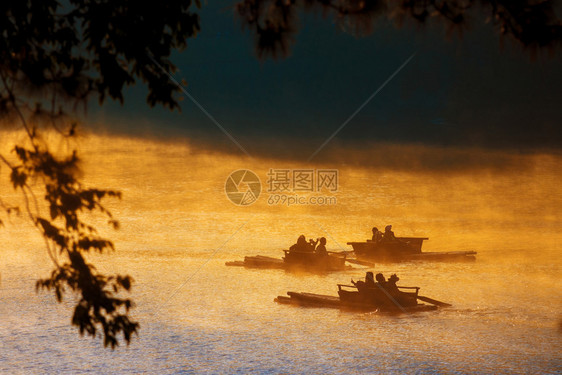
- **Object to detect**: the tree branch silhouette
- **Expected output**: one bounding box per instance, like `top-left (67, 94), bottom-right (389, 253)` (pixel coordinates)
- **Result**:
top-left (1, 0), bottom-right (200, 348)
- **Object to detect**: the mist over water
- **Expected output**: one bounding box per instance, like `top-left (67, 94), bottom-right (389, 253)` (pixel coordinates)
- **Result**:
top-left (1, 133), bottom-right (561, 373)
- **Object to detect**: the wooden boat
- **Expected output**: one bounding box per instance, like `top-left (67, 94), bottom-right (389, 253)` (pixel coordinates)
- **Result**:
top-left (348, 237), bottom-right (476, 262)
top-left (226, 250), bottom-right (351, 272)
top-left (275, 278), bottom-right (449, 313)
top-left (283, 250), bottom-right (348, 270)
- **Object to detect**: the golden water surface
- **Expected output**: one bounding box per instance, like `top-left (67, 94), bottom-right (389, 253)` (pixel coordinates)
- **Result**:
top-left (1, 132), bottom-right (561, 373)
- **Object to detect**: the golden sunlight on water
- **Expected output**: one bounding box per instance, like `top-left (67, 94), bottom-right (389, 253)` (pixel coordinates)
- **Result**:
top-left (1, 131), bottom-right (561, 373)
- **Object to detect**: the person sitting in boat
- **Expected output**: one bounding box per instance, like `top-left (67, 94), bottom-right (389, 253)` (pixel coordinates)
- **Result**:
top-left (352, 271), bottom-right (376, 290)
top-left (365, 271), bottom-right (376, 288)
top-left (371, 227), bottom-right (383, 243)
top-left (375, 273), bottom-right (387, 287)
top-left (385, 273), bottom-right (417, 306)
top-left (308, 238), bottom-right (319, 252)
top-left (315, 237), bottom-right (328, 256)
top-left (290, 235), bottom-right (311, 252)
top-left (382, 225), bottom-right (398, 243)
top-left (386, 274), bottom-right (400, 294)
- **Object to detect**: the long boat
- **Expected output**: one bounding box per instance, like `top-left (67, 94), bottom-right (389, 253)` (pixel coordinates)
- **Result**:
top-left (275, 276), bottom-right (450, 313)
top-left (226, 249), bottom-right (351, 272)
top-left (348, 236), bottom-right (476, 262)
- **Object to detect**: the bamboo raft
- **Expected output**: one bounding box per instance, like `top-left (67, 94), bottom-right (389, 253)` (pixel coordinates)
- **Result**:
top-left (275, 292), bottom-right (439, 313)
top-left (226, 255), bottom-right (286, 269)
top-left (275, 279), bottom-right (451, 313)
top-left (226, 250), bottom-right (353, 272)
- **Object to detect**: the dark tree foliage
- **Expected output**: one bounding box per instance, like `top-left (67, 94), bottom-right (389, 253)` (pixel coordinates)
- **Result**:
top-left (236, 0), bottom-right (562, 58)
top-left (1, 0), bottom-right (200, 348)
top-left (1, 0), bottom-right (200, 111)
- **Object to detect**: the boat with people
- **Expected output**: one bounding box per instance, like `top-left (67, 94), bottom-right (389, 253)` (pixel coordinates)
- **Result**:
top-left (275, 271), bottom-right (451, 313)
top-left (226, 235), bottom-right (352, 272)
top-left (347, 225), bottom-right (477, 262)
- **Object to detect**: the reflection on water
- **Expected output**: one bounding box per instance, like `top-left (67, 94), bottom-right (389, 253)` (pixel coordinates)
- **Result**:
top-left (1, 133), bottom-right (561, 373)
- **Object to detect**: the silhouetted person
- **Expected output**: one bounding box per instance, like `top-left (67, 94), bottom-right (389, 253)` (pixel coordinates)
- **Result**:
top-left (382, 225), bottom-right (397, 242)
top-left (375, 273), bottom-right (387, 287)
top-left (290, 234), bottom-right (310, 252)
top-left (297, 234), bottom-right (307, 250)
top-left (308, 238), bottom-right (318, 252)
top-left (315, 237), bottom-right (327, 256)
top-left (371, 227), bottom-right (383, 243)
top-left (386, 274), bottom-right (400, 294)
top-left (351, 279), bottom-right (364, 288)
top-left (365, 271), bottom-right (376, 288)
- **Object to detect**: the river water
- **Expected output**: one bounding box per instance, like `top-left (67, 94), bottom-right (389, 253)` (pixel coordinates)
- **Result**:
top-left (1, 134), bottom-right (561, 374)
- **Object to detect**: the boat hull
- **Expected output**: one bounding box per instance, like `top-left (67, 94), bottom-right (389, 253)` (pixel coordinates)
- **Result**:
top-left (348, 237), bottom-right (476, 263)
top-left (283, 250), bottom-right (347, 271)
top-left (225, 255), bottom-right (286, 269)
